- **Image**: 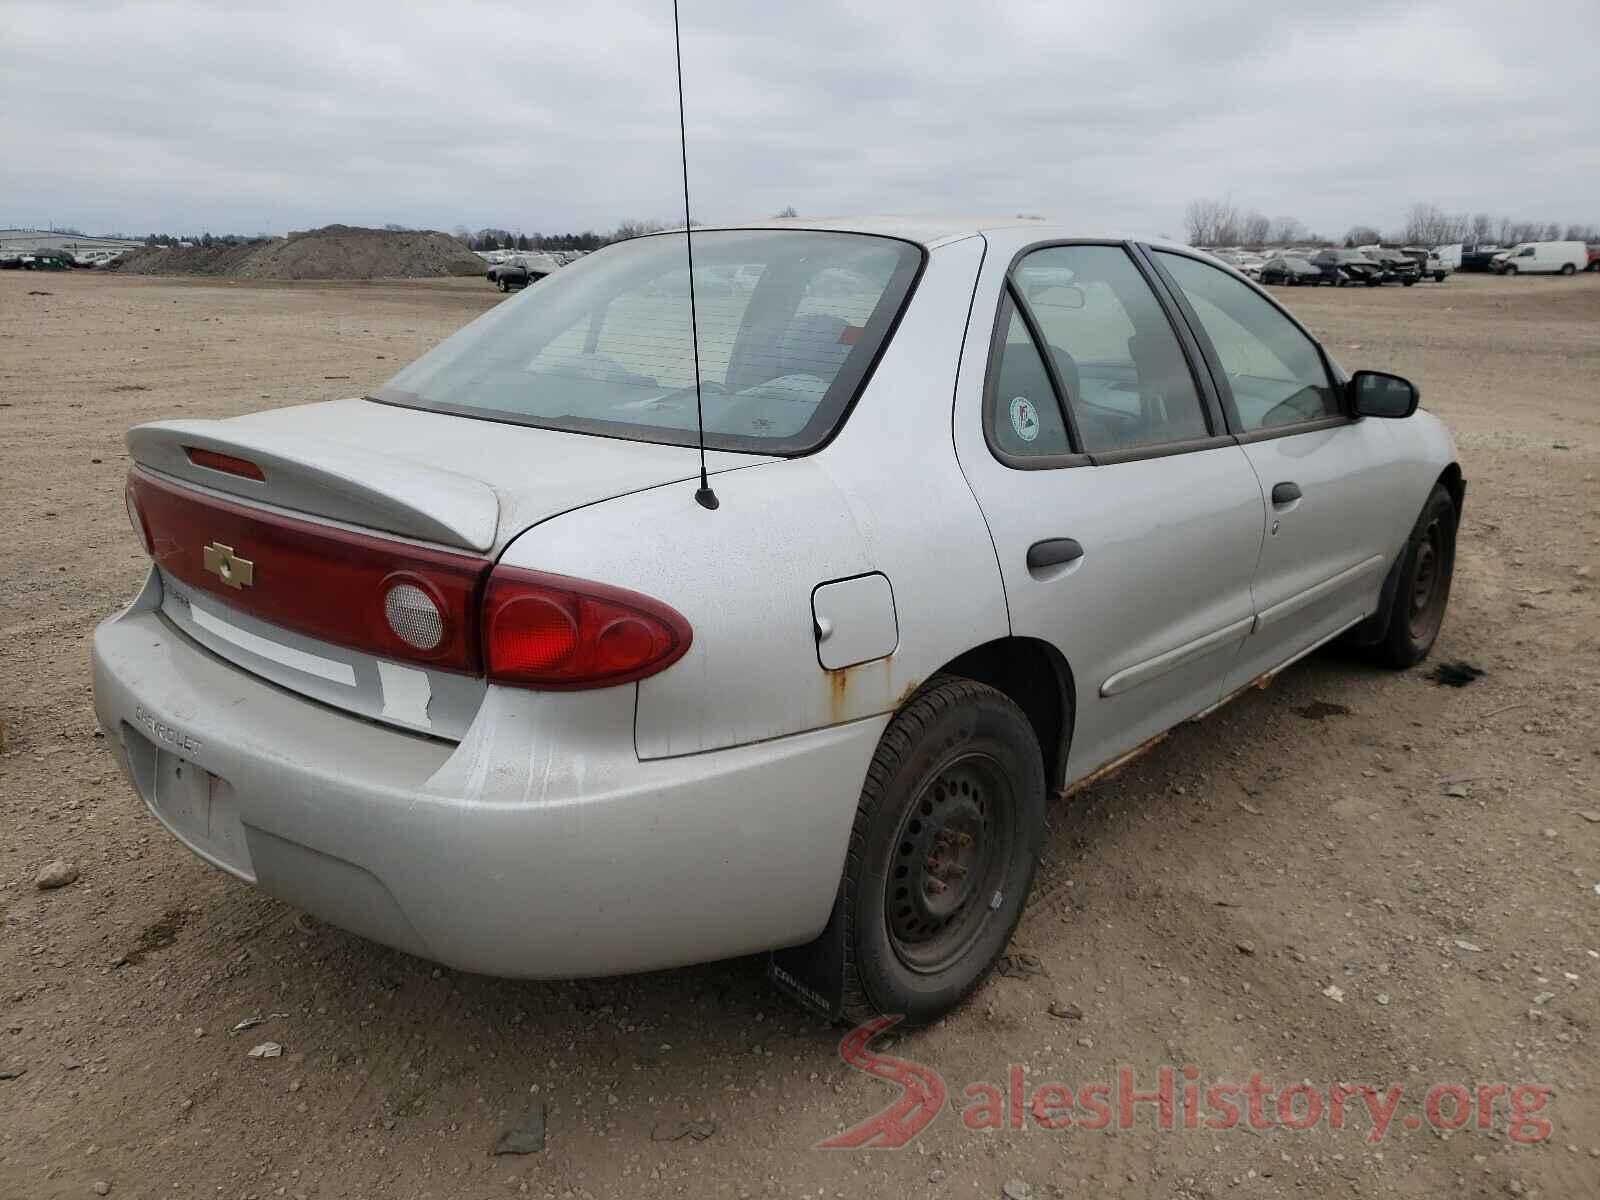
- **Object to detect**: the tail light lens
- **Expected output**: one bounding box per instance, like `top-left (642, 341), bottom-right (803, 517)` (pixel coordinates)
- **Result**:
top-left (126, 467), bottom-right (487, 672)
top-left (483, 566), bottom-right (692, 689)
top-left (123, 468), bottom-right (691, 689)
top-left (125, 481), bottom-right (153, 555)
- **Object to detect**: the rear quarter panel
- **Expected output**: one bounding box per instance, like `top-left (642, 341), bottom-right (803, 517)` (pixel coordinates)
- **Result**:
top-left (497, 234), bottom-right (1008, 758)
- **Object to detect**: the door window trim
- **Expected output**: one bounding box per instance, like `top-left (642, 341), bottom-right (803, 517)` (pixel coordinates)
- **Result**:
top-left (1136, 244), bottom-right (1354, 443)
top-left (980, 239), bottom-right (1235, 470)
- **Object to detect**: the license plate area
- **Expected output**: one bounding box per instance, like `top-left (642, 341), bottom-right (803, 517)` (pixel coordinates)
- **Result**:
top-left (122, 724), bottom-right (253, 879)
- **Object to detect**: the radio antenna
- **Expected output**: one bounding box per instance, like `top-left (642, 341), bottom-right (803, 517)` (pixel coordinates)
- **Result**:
top-left (673, 0), bottom-right (718, 511)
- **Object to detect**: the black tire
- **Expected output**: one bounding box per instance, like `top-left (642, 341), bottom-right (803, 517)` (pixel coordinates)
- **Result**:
top-left (1505, 264), bottom-right (1517, 276)
top-left (1560, 263), bottom-right (1576, 276)
top-left (1435, 272), bottom-right (1446, 282)
top-left (1367, 484), bottom-right (1457, 668)
top-left (496, 278), bottom-right (508, 292)
top-left (841, 676), bottom-right (1048, 1027)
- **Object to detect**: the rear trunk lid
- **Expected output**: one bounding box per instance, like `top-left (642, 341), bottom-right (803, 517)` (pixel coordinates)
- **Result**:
top-left (127, 398), bottom-right (763, 738)
top-left (130, 397), bottom-right (762, 554)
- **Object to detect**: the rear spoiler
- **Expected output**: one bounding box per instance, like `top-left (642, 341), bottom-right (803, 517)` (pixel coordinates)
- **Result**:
top-left (126, 419), bottom-right (500, 552)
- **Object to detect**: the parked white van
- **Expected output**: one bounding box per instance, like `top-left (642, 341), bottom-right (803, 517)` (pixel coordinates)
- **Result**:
top-left (1490, 241), bottom-right (1587, 276)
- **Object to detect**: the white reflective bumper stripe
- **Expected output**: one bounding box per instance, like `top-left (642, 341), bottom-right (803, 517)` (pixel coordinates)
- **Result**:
top-left (189, 603), bottom-right (357, 686)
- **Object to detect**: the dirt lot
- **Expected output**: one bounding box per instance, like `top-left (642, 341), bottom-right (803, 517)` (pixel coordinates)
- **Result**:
top-left (1, 269), bottom-right (1596, 1200)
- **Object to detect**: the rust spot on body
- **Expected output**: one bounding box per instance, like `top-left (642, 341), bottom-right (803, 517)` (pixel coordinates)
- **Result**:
top-left (1062, 730), bottom-right (1168, 799)
top-left (826, 665), bottom-right (851, 723)
top-left (823, 656), bottom-right (903, 724)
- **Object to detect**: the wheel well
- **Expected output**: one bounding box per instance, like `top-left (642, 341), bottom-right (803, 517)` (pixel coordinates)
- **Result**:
top-left (1437, 462), bottom-right (1464, 515)
top-left (938, 637), bottom-right (1075, 793)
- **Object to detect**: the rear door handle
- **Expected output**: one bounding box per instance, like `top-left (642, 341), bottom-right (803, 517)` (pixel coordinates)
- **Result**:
top-left (1027, 538), bottom-right (1084, 570)
top-left (1271, 481), bottom-right (1302, 505)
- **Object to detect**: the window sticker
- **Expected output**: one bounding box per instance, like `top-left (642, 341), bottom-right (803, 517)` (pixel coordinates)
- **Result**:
top-left (1009, 396), bottom-right (1040, 443)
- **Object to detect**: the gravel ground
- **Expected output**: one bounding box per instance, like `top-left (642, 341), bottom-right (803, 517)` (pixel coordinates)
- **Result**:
top-left (1, 269), bottom-right (1596, 1200)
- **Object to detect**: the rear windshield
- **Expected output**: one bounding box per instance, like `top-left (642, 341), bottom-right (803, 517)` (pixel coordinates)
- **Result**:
top-left (373, 229), bottom-right (922, 454)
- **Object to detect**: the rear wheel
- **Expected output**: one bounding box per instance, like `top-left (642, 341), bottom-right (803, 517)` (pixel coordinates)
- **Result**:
top-left (1560, 263), bottom-right (1576, 276)
top-left (1368, 484), bottom-right (1457, 668)
top-left (1435, 272), bottom-right (1446, 282)
top-left (841, 677), bottom-right (1047, 1027)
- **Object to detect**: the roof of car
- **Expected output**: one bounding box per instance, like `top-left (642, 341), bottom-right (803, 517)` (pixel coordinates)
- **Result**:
top-left (686, 216), bottom-right (1187, 252)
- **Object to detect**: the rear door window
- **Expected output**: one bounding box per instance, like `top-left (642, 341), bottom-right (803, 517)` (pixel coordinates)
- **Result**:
top-left (1013, 246), bottom-right (1210, 453)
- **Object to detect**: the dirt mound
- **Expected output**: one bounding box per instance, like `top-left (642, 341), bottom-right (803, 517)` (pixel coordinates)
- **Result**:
top-left (112, 226), bottom-right (484, 280)
top-left (111, 242), bottom-right (265, 276)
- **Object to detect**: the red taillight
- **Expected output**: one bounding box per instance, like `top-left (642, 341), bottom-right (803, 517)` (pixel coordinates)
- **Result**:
top-left (184, 446), bottom-right (266, 481)
top-left (125, 481), bottom-right (153, 555)
top-left (483, 567), bottom-right (692, 690)
top-left (127, 467), bottom-right (488, 672)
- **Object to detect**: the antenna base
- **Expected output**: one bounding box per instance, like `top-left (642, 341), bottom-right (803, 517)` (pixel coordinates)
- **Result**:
top-left (694, 485), bottom-right (720, 511)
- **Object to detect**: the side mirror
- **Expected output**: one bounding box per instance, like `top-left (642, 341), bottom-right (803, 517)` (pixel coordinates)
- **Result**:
top-left (1350, 370), bottom-right (1419, 419)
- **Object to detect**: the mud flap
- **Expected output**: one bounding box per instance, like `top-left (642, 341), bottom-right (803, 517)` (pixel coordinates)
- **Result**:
top-left (767, 886), bottom-right (847, 1022)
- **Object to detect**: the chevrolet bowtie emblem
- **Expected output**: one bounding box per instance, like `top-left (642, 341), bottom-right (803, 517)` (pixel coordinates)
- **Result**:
top-left (202, 542), bottom-right (254, 589)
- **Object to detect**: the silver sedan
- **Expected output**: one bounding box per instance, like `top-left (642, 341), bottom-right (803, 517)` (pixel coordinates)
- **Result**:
top-left (93, 218), bottom-right (1460, 1025)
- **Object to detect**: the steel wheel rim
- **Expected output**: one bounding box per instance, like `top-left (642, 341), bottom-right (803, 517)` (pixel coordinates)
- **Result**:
top-left (1408, 519), bottom-right (1446, 640)
top-left (886, 752), bottom-right (1014, 974)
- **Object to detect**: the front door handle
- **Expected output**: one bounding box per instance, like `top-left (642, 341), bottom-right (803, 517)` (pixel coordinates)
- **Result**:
top-left (1271, 481), bottom-right (1302, 505)
top-left (1027, 537), bottom-right (1085, 570)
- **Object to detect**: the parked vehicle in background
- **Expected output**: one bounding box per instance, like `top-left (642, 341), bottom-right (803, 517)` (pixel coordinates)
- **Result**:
top-left (1401, 247), bottom-right (1451, 282)
top-left (1258, 254), bottom-right (1327, 286)
top-left (1363, 248), bottom-right (1421, 286)
top-left (93, 219), bottom-right (1461, 1025)
top-left (1489, 241), bottom-right (1587, 276)
top-left (1310, 248), bottom-right (1384, 286)
top-left (1233, 253), bottom-right (1266, 279)
top-left (19, 251), bottom-right (72, 271)
top-left (1458, 244), bottom-right (1504, 272)
top-left (486, 252), bottom-right (561, 291)
top-left (1433, 244), bottom-right (1463, 273)
top-left (1585, 245), bottom-right (1599, 272)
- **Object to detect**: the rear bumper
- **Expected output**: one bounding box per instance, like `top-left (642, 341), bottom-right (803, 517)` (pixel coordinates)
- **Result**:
top-left (91, 575), bottom-right (884, 978)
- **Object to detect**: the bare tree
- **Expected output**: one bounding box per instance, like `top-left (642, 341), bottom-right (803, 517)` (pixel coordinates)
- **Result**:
top-left (1403, 203), bottom-right (1444, 245)
top-left (1469, 213), bottom-right (1493, 244)
top-left (1344, 225), bottom-right (1382, 248)
top-left (773, 205), bottom-right (798, 219)
top-left (1400, 203), bottom-right (1467, 246)
top-left (1240, 211), bottom-right (1270, 247)
top-left (1183, 198), bottom-right (1240, 247)
top-left (611, 218), bottom-right (669, 242)
top-left (1269, 216), bottom-right (1305, 245)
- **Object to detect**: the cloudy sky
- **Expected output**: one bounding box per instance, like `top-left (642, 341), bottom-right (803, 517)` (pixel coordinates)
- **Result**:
top-left (4, 0), bottom-right (1597, 240)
